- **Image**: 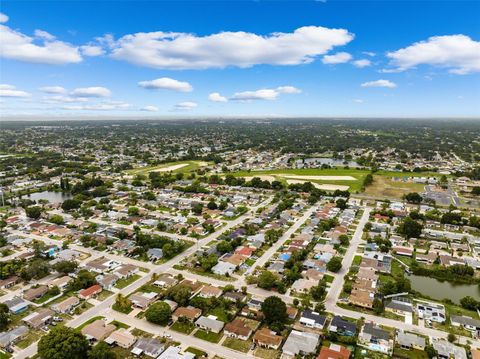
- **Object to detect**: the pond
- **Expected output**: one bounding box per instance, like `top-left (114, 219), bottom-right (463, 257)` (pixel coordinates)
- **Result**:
top-left (25, 191), bottom-right (72, 203)
top-left (409, 274), bottom-right (480, 305)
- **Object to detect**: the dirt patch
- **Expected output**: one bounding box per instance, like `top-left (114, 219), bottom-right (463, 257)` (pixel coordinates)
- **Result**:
top-left (152, 163), bottom-right (189, 172)
top-left (278, 174), bottom-right (357, 181)
top-left (286, 179), bottom-right (349, 191)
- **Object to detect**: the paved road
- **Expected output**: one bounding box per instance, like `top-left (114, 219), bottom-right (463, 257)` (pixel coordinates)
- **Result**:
top-left (14, 197), bottom-right (272, 359)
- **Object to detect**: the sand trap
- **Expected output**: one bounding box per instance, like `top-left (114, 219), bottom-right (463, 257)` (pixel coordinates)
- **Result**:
top-left (286, 179), bottom-right (349, 191)
top-left (243, 175), bottom-right (276, 182)
top-left (279, 174), bottom-right (357, 181)
top-left (197, 161), bottom-right (209, 167)
top-left (153, 163), bottom-right (189, 172)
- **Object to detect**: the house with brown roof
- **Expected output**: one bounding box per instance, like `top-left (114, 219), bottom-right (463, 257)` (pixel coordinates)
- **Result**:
top-left (224, 319), bottom-right (252, 340)
top-left (105, 329), bottom-right (137, 348)
top-left (198, 285), bottom-right (222, 299)
top-left (349, 289), bottom-right (374, 309)
top-left (179, 279), bottom-right (203, 292)
top-left (223, 253), bottom-right (245, 266)
top-left (50, 275), bottom-right (73, 291)
top-left (0, 276), bottom-right (20, 289)
top-left (153, 274), bottom-right (177, 288)
top-left (82, 319), bottom-right (116, 342)
top-left (23, 308), bottom-right (54, 328)
top-left (129, 292), bottom-right (157, 309)
top-left (114, 264), bottom-right (138, 279)
top-left (23, 285), bottom-right (48, 302)
top-left (253, 328), bottom-right (283, 349)
top-left (79, 284), bottom-right (102, 300)
top-left (173, 306), bottom-right (202, 322)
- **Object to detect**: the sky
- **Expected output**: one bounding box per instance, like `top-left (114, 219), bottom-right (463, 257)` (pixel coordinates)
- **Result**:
top-left (1, 0), bottom-right (479, 118)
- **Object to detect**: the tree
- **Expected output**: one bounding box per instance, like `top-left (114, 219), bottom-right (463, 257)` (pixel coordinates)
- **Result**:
top-left (261, 296), bottom-right (287, 328)
top-left (372, 298), bottom-right (384, 314)
top-left (62, 199), bottom-right (81, 211)
top-left (447, 333), bottom-right (456, 343)
top-left (471, 186), bottom-right (480, 196)
top-left (257, 271), bottom-right (277, 289)
top-left (49, 214), bottom-right (64, 225)
top-left (336, 198), bottom-right (347, 210)
top-left (88, 341), bottom-right (117, 359)
top-left (53, 260), bottom-right (78, 274)
top-left (145, 301), bottom-right (171, 325)
top-left (207, 201), bottom-right (218, 210)
top-left (397, 217), bottom-right (423, 239)
top-left (200, 254), bottom-right (218, 271)
top-left (38, 327), bottom-right (90, 359)
top-left (0, 303), bottom-right (10, 331)
top-left (128, 206), bottom-right (139, 216)
top-left (326, 257), bottom-right (342, 273)
top-left (21, 259), bottom-right (51, 280)
top-left (460, 296), bottom-right (480, 311)
top-left (25, 206), bottom-right (42, 219)
top-left (68, 270), bottom-right (97, 291)
top-left (404, 192), bottom-right (423, 204)
top-left (425, 345), bottom-right (437, 359)
top-left (167, 285), bottom-right (192, 306)
top-left (114, 294), bottom-right (132, 313)
top-left (191, 203), bottom-right (203, 215)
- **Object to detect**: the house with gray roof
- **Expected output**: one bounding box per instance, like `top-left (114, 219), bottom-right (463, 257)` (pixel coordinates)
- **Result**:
top-left (282, 330), bottom-right (319, 358)
top-left (195, 315), bottom-right (224, 333)
top-left (358, 323), bottom-right (393, 355)
top-left (131, 337), bottom-right (165, 357)
top-left (0, 326), bottom-right (28, 348)
top-left (433, 340), bottom-right (467, 359)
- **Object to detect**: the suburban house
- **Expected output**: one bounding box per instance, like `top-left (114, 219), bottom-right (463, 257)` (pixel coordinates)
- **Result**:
top-left (129, 292), bottom-right (158, 309)
top-left (131, 338), bottom-right (165, 357)
top-left (433, 340), bottom-right (467, 359)
top-left (157, 346), bottom-right (195, 359)
top-left (5, 297), bottom-right (29, 314)
top-left (224, 318), bottom-right (253, 340)
top-left (23, 285), bottom-right (48, 302)
top-left (328, 316), bottom-right (357, 337)
top-left (195, 315), bottom-right (224, 333)
top-left (358, 323), bottom-right (393, 355)
top-left (0, 276), bottom-right (20, 290)
top-left (385, 297), bottom-right (414, 316)
top-left (49, 275), bottom-right (73, 291)
top-left (317, 343), bottom-right (350, 359)
top-left (0, 326), bottom-right (28, 349)
top-left (114, 264), bottom-right (138, 279)
top-left (450, 315), bottom-right (480, 335)
top-left (172, 306), bottom-right (202, 322)
top-left (299, 310), bottom-right (327, 330)
top-left (253, 328), bottom-right (283, 350)
top-left (79, 284), bottom-right (102, 300)
top-left (105, 329), bottom-right (137, 348)
top-left (51, 296), bottom-right (80, 314)
top-left (147, 248), bottom-right (163, 261)
top-left (396, 332), bottom-right (426, 351)
top-left (81, 319), bottom-right (116, 342)
top-left (97, 273), bottom-right (119, 290)
top-left (282, 330), bottom-right (320, 358)
top-left (23, 308), bottom-right (54, 329)
top-left (211, 261), bottom-right (236, 276)
top-left (153, 274), bottom-right (177, 288)
top-left (198, 285), bottom-right (222, 299)
top-left (416, 302), bottom-right (446, 323)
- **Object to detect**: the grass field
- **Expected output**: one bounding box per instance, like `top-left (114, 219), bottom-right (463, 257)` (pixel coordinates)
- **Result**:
top-left (364, 175), bottom-right (426, 199)
top-left (222, 337), bottom-right (252, 353)
top-left (171, 321), bottom-right (196, 334)
top-left (126, 160), bottom-right (210, 175)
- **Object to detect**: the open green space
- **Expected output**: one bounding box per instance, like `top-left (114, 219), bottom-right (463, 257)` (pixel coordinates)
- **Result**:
top-left (115, 274), bottom-right (141, 289)
top-left (126, 160), bottom-right (210, 175)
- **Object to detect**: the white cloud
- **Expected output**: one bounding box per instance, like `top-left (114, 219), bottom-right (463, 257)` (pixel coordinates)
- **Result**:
top-left (0, 13), bottom-right (9, 24)
top-left (362, 51), bottom-right (376, 57)
top-left (39, 86), bottom-right (67, 94)
top-left (0, 22), bottom-right (82, 64)
top-left (174, 101), bottom-right (197, 110)
top-left (387, 35), bottom-right (480, 74)
top-left (208, 92), bottom-right (227, 102)
top-left (322, 52), bottom-right (352, 64)
top-left (80, 45), bottom-right (104, 56)
top-left (71, 86), bottom-right (111, 97)
top-left (353, 99), bottom-right (364, 103)
top-left (42, 95), bottom-right (88, 103)
top-left (361, 79), bottom-right (397, 88)
top-left (352, 59), bottom-right (371, 68)
top-left (231, 86), bottom-right (301, 101)
top-left (141, 105), bottom-right (159, 112)
top-left (138, 77), bottom-right (192, 92)
top-left (109, 26), bottom-right (354, 69)
top-left (0, 84), bottom-right (30, 97)
top-left (63, 101), bottom-right (130, 111)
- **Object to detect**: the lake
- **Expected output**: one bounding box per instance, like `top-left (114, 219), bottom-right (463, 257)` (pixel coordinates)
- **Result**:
top-left (25, 191), bottom-right (72, 203)
top-left (409, 274), bottom-right (480, 305)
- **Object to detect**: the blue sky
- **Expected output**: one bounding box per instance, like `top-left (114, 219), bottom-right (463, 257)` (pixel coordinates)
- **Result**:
top-left (1, 0), bottom-right (479, 117)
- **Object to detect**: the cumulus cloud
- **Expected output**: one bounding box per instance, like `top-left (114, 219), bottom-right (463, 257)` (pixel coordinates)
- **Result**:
top-left (141, 105), bottom-right (159, 112)
top-left (80, 45), bottom-right (104, 56)
top-left (108, 26), bottom-right (354, 69)
top-left (62, 101), bottom-right (130, 111)
top-left (71, 86), bottom-right (111, 97)
top-left (39, 86), bottom-right (66, 94)
top-left (361, 79), bottom-right (397, 88)
top-left (386, 34), bottom-right (480, 74)
top-left (0, 20), bottom-right (82, 64)
top-left (138, 77), bottom-right (193, 92)
top-left (0, 84), bottom-right (30, 97)
top-left (322, 52), bottom-right (352, 64)
top-left (353, 99), bottom-right (364, 103)
top-left (208, 92), bottom-right (227, 102)
top-left (0, 13), bottom-right (9, 23)
top-left (362, 51), bottom-right (376, 57)
top-left (174, 101), bottom-right (197, 110)
top-left (230, 86), bottom-right (301, 101)
top-left (42, 95), bottom-right (88, 103)
top-left (352, 59), bottom-right (371, 68)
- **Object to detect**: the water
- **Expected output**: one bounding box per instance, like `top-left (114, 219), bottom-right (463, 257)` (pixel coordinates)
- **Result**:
top-left (303, 158), bottom-right (360, 168)
top-left (25, 191), bottom-right (72, 203)
top-left (409, 274), bottom-right (480, 304)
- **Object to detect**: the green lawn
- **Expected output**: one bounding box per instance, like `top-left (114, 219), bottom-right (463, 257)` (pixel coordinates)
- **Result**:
top-left (112, 302), bottom-right (133, 314)
top-left (0, 351), bottom-right (12, 359)
top-left (207, 307), bottom-right (233, 322)
top-left (171, 321), bottom-right (196, 334)
top-left (110, 320), bottom-right (130, 329)
top-left (393, 347), bottom-right (428, 359)
top-left (126, 160), bottom-right (210, 175)
top-left (15, 329), bottom-right (43, 349)
top-left (222, 337), bottom-right (252, 353)
top-left (185, 347), bottom-right (207, 357)
top-left (194, 329), bottom-right (223, 343)
top-left (96, 290), bottom-right (113, 301)
top-left (131, 328), bottom-right (154, 338)
top-left (254, 348), bottom-right (280, 359)
top-left (115, 274), bottom-right (141, 289)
